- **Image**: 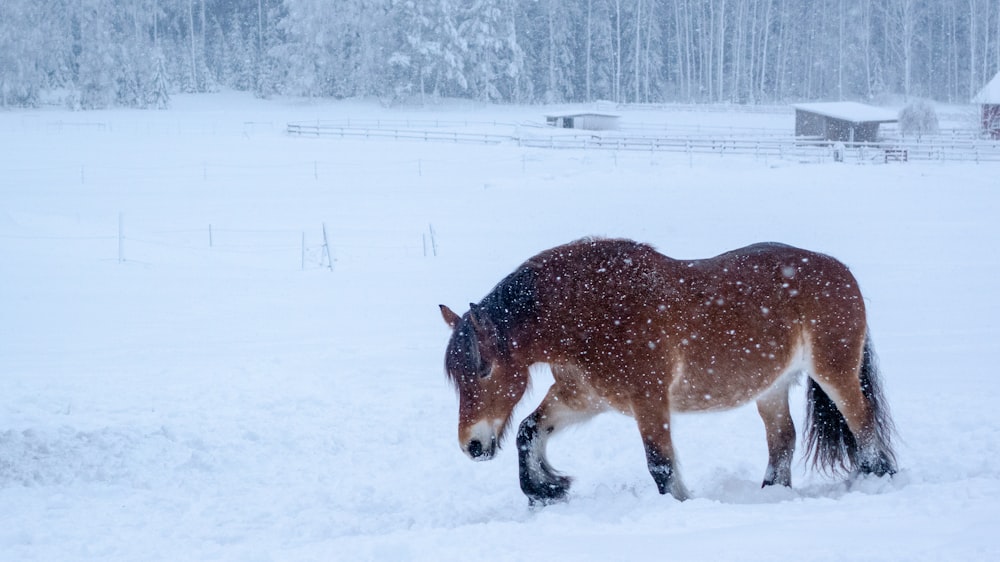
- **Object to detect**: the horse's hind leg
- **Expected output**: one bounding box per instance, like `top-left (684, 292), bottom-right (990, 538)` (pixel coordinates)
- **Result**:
top-left (807, 336), bottom-right (897, 478)
top-left (755, 376), bottom-right (797, 487)
top-left (516, 370), bottom-right (603, 504)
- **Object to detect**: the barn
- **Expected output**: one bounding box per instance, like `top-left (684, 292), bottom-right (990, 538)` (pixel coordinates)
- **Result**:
top-left (973, 72), bottom-right (1000, 139)
top-left (545, 112), bottom-right (620, 131)
top-left (792, 102), bottom-right (898, 144)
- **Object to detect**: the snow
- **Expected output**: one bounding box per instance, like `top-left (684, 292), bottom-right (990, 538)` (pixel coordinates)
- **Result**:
top-left (973, 72), bottom-right (1000, 104)
top-left (2, 92), bottom-right (999, 561)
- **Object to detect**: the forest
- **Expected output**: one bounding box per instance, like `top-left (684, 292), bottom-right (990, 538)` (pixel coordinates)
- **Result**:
top-left (1, 0), bottom-right (998, 109)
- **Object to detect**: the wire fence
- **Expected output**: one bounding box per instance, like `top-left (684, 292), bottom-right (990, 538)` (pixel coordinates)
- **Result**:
top-left (1, 217), bottom-right (441, 271)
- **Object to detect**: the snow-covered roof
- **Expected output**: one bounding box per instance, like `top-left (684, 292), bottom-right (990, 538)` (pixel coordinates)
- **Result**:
top-left (544, 111), bottom-right (620, 119)
top-left (972, 72), bottom-right (1000, 104)
top-left (792, 102), bottom-right (897, 123)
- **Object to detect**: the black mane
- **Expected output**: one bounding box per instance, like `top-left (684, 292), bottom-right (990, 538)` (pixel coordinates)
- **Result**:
top-left (445, 320), bottom-right (487, 383)
top-left (445, 264), bottom-right (538, 385)
top-left (478, 264), bottom-right (538, 344)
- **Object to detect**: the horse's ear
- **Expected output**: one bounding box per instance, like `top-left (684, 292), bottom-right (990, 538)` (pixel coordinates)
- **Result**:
top-left (440, 304), bottom-right (461, 329)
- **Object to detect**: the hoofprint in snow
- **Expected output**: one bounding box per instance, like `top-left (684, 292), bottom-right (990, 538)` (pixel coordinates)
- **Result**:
top-left (1, 93), bottom-right (998, 561)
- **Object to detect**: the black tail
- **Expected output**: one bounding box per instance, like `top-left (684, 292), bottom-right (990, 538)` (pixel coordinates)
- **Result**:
top-left (804, 334), bottom-right (897, 475)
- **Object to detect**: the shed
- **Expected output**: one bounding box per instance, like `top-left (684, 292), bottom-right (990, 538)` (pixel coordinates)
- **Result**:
top-left (972, 72), bottom-right (1000, 139)
top-left (545, 112), bottom-right (620, 131)
top-left (792, 102), bottom-right (897, 144)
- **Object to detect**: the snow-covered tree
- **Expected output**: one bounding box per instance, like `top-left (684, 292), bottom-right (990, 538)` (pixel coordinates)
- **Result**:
top-left (149, 53), bottom-right (171, 109)
top-left (1, 0), bottom-right (999, 107)
top-left (459, 0), bottom-right (525, 102)
top-left (0, 0), bottom-right (76, 107)
top-left (543, 0), bottom-right (580, 103)
top-left (388, 0), bottom-right (467, 102)
top-left (898, 99), bottom-right (939, 138)
top-left (278, 0), bottom-right (393, 98)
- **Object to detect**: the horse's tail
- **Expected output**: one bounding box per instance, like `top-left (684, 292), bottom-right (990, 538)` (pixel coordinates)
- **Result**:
top-left (804, 334), bottom-right (897, 475)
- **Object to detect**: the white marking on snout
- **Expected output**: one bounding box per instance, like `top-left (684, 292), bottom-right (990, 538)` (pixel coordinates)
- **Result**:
top-left (462, 419), bottom-right (503, 459)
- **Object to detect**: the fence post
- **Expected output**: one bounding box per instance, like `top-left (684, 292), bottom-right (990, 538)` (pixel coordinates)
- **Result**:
top-left (428, 224), bottom-right (438, 257)
top-left (118, 212), bottom-right (124, 264)
top-left (322, 223), bottom-right (333, 271)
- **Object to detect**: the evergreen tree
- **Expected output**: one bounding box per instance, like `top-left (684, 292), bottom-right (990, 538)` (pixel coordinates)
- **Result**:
top-left (1, 0), bottom-right (998, 107)
top-left (899, 98), bottom-right (939, 138)
top-left (390, 0), bottom-right (468, 102)
top-left (149, 53), bottom-right (171, 109)
top-left (459, 0), bottom-right (524, 101)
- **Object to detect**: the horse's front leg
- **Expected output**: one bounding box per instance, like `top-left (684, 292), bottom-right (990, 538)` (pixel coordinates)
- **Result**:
top-left (516, 378), bottom-right (602, 505)
top-left (633, 402), bottom-right (690, 501)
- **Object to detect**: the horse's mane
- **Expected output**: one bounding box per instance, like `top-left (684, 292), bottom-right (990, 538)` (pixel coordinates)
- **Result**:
top-left (476, 264), bottom-right (538, 355)
top-left (445, 263), bottom-right (538, 386)
top-left (449, 238), bottom-right (654, 384)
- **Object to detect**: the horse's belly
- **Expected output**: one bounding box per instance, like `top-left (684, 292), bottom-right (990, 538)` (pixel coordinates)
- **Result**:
top-left (668, 344), bottom-right (807, 412)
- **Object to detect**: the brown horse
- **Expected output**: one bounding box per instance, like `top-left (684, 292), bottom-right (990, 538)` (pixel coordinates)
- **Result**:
top-left (440, 238), bottom-right (896, 504)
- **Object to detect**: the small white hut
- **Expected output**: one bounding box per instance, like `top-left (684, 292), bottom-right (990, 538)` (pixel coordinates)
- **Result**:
top-left (545, 112), bottom-right (620, 131)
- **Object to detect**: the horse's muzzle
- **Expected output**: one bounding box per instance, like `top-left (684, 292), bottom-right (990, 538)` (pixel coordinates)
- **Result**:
top-left (466, 437), bottom-right (497, 461)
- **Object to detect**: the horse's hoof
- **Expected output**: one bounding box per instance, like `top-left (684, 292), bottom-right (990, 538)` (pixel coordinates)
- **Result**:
top-left (523, 475), bottom-right (571, 505)
top-left (527, 489), bottom-right (568, 507)
top-left (857, 451), bottom-right (897, 478)
top-left (761, 477), bottom-right (793, 488)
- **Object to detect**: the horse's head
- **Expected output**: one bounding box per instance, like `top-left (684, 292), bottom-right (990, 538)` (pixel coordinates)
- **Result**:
top-left (440, 303), bottom-right (528, 461)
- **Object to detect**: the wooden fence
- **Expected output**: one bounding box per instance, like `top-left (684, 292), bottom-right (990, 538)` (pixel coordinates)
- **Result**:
top-left (287, 122), bottom-right (511, 145)
top-left (287, 121), bottom-right (1000, 163)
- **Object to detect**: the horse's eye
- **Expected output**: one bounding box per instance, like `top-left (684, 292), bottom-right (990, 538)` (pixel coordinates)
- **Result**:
top-left (476, 361), bottom-right (492, 379)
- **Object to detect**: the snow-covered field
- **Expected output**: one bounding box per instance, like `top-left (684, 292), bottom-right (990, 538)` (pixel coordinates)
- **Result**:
top-left (2, 93), bottom-right (998, 561)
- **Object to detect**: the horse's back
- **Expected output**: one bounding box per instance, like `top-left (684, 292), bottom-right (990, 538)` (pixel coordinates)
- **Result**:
top-left (528, 237), bottom-right (661, 271)
top-left (701, 241), bottom-right (850, 276)
top-left (684, 242), bottom-right (868, 351)
top-left (525, 238), bottom-right (865, 332)
top-left (667, 242), bottom-right (868, 408)
top-left (693, 242), bottom-right (863, 309)
top-left (523, 238), bottom-right (869, 411)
